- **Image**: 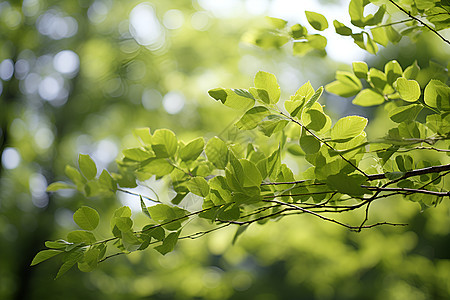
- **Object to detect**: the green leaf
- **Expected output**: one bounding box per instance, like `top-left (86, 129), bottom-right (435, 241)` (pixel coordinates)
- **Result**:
top-left (235, 106), bottom-right (270, 130)
top-left (133, 127), bottom-right (152, 145)
top-left (140, 158), bottom-right (174, 177)
top-left (331, 116), bottom-right (368, 142)
top-left (352, 62), bottom-right (368, 79)
top-left (45, 240), bottom-right (72, 249)
top-left (295, 81), bottom-right (315, 100)
top-left (305, 86), bottom-right (324, 110)
top-left (209, 88), bottom-right (255, 109)
top-left (325, 71), bottom-right (362, 97)
top-left (31, 249), bottom-right (63, 266)
top-left (333, 20), bottom-right (352, 36)
top-left (266, 16), bottom-right (287, 29)
top-left (114, 217), bottom-right (133, 232)
top-left (303, 109), bottom-right (326, 131)
top-left (254, 71), bottom-right (281, 104)
top-left (208, 88), bottom-right (227, 103)
top-left (140, 195), bottom-right (151, 219)
top-left (385, 60), bottom-right (403, 85)
top-left (371, 27), bottom-right (388, 46)
top-left (403, 61), bottom-right (420, 80)
top-left (78, 154), bottom-right (97, 180)
top-left (148, 204), bottom-right (187, 230)
top-left (65, 165), bottom-right (86, 191)
top-left (300, 134), bottom-right (321, 155)
top-left (155, 231), bottom-right (180, 255)
top-left (424, 80), bottom-right (450, 111)
top-left (386, 25), bottom-right (402, 43)
top-left (77, 248), bottom-right (100, 272)
top-left (73, 206), bottom-right (100, 231)
top-left (388, 104), bottom-right (423, 123)
top-left (290, 24), bottom-right (308, 38)
top-left (395, 78), bottom-right (421, 102)
top-left (205, 137), bottom-right (229, 169)
top-left (179, 137), bottom-right (204, 161)
top-left (46, 182), bottom-right (75, 192)
top-left (67, 230), bottom-right (96, 244)
top-left (56, 248), bottom-right (85, 279)
top-left (186, 176), bottom-right (210, 197)
top-left (305, 11), bottom-right (329, 31)
top-left (98, 169), bottom-right (117, 192)
top-left (151, 129), bottom-right (178, 158)
top-left (326, 173), bottom-right (369, 196)
top-left (239, 159), bottom-right (262, 187)
top-left (352, 88), bottom-right (385, 106)
top-left (122, 148), bottom-right (153, 161)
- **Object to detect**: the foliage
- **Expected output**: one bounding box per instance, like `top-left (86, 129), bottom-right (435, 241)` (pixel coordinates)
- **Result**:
top-left (31, 0), bottom-right (450, 281)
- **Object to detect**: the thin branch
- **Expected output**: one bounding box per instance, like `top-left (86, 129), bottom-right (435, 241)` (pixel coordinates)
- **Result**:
top-left (117, 188), bottom-right (161, 203)
top-left (367, 163), bottom-right (450, 181)
top-left (388, 0), bottom-right (450, 45)
top-left (263, 199), bottom-right (406, 231)
top-left (261, 179), bottom-right (308, 186)
top-left (361, 185), bottom-right (450, 197)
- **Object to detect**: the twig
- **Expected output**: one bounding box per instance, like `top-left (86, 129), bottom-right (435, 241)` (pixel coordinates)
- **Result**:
top-left (117, 188), bottom-right (161, 203)
top-left (388, 0), bottom-right (450, 45)
top-left (367, 163), bottom-right (450, 181)
top-left (361, 185), bottom-right (450, 197)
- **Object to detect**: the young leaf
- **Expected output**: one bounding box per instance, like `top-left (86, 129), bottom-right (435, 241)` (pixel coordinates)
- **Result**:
top-left (179, 137), bottom-right (204, 161)
top-left (46, 182), bottom-right (75, 192)
top-left (388, 104), bottom-right (423, 123)
top-left (326, 173), bottom-right (370, 196)
top-left (254, 71), bottom-right (281, 104)
top-left (352, 89), bottom-right (385, 106)
top-left (300, 135), bottom-right (321, 155)
top-left (424, 80), bottom-right (450, 111)
top-left (140, 195), bottom-right (151, 219)
top-left (305, 86), bottom-right (324, 109)
top-left (73, 206), bottom-right (100, 231)
top-left (151, 129), bottom-right (178, 158)
top-left (325, 72), bottom-right (361, 97)
top-left (78, 154), bottom-right (97, 180)
top-left (333, 20), bottom-right (352, 36)
top-left (31, 250), bottom-right (63, 266)
top-left (395, 78), bottom-right (421, 102)
top-left (56, 248), bottom-right (85, 279)
top-left (352, 62), bottom-right (368, 79)
top-left (305, 11), bottom-right (328, 31)
top-left (186, 176), bottom-right (210, 197)
top-left (330, 116), bottom-right (368, 142)
top-left (205, 137), bottom-right (229, 169)
top-left (235, 106), bottom-right (270, 130)
top-left (155, 231), bottom-right (180, 255)
top-left (77, 248), bottom-right (100, 273)
top-left (67, 230), bottom-right (96, 244)
top-left (65, 165), bottom-right (86, 190)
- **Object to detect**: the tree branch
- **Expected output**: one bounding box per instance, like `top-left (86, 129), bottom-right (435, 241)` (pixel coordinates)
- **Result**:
top-left (388, 0), bottom-right (450, 45)
top-left (361, 186), bottom-right (450, 197)
top-left (367, 163), bottom-right (450, 181)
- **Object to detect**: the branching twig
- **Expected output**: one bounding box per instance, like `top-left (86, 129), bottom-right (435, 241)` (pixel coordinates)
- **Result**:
top-left (388, 0), bottom-right (450, 45)
top-left (367, 163), bottom-right (450, 181)
top-left (361, 185), bottom-right (450, 197)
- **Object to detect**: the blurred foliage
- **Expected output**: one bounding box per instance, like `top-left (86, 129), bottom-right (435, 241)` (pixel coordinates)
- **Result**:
top-left (0, 0), bottom-right (449, 300)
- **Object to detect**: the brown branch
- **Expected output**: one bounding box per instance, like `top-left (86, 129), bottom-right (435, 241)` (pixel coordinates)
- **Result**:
top-left (388, 0), bottom-right (450, 45)
top-left (362, 186), bottom-right (450, 197)
top-left (367, 163), bottom-right (450, 181)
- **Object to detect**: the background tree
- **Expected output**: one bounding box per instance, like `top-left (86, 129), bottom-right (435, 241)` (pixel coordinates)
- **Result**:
top-left (1, 0), bottom-right (449, 299)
